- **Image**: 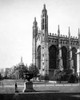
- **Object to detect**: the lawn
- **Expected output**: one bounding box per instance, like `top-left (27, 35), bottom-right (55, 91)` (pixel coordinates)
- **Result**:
top-left (0, 79), bottom-right (80, 93)
top-left (0, 79), bottom-right (24, 86)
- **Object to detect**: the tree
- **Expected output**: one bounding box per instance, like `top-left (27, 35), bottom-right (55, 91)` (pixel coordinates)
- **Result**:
top-left (68, 74), bottom-right (78, 83)
top-left (16, 65), bottom-right (28, 79)
top-left (8, 64), bottom-right (28, 79)
top-left (29, 64), bottom-right (39, 78)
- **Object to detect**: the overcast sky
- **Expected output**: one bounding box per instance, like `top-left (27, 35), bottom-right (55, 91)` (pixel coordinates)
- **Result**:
top-left (0, 0), bottom-right (80, 68)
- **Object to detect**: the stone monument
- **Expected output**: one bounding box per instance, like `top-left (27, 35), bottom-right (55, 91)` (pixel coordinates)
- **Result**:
top-left (23, 72), bottom-right (35, 92)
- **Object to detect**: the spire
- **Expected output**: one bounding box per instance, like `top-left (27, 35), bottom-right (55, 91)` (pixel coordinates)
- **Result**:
top-left (42, 4), bottom-right (47, 17)
top-left (58, 25), bottom-right (60, 36)
top-left (58, 25), bottom-right (60, 44)
top-left (34, 17), bottom-right (36, 22)
top-left (68, 27), bottom-right (71, 47)
top-left (33, 17), bottom-right (38, 38)
top-left (41, 4), bottom-right (48, 32)
top-left (21, 57), bottom-right (23, 63)
top-left (33, 17), bottom-right (37, 27)
top-left (68, 26), bottom-right (70, 38)
top-left (34, 17), bottom-right (36, 21)
top-left (19, 56), bottom-right (24, 66)
top-left (43, 4), bottom-right (46, 9)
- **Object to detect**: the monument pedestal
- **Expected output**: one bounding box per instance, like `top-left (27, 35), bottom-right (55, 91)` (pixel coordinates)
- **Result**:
top-left (23, 81), bottom-right (35, 92)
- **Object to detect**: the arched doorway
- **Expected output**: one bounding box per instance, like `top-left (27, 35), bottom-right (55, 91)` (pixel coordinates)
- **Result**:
top-left (37, 45), bottom-right (41, 69)
top-left (72, 47), bottom-right (77, 73)
top-left (61, 46), bottom-right (67, 69)
top-left (49, 45), bottom-right (57, 70)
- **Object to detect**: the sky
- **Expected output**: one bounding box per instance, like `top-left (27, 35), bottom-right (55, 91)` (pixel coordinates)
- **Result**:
top-left (0, 0), bottom-right (80, 68)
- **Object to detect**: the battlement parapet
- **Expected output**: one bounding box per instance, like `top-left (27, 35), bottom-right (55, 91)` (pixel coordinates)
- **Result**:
top-left (60, 34), bottom-right (67, 38)
top-left (48, 33), bottom-right (57, 36)
top-left (48, 33), bottom-right (78, 40)
top-left (70, 36), bottom-right (78, 40)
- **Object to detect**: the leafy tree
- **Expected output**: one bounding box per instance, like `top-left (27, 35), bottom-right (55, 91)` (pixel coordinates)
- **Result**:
top-left (68, 74), bottom-right (78, 83)
top-left (16, 65), bottom-right (28, 79)
top-left (29, 64), bottom-right (39, 77)
top-left (8, 64), bottom-right (28, 79)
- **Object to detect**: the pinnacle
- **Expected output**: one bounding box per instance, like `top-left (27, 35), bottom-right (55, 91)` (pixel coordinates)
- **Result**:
top-left (33, 17), bottom-right (37, 27)
top-left (58, 25), bottom-right (60, 34)
top-left (68, 26), bottom-right (70, 37)
top-left (33, 17), bottom-right (37, 25)
top-left (34, 17), bottom-right (36, 22)
top-left (43, 4), bottom-right (46, 9)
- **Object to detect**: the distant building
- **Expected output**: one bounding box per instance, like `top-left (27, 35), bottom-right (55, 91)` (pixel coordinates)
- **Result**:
top-left (17, 57), bottom-right (24, 67)
top-left (0, 68), bottom-right (5, 77)
top-left (4, 68), bottom-right (11, 77)
top-left (32, 4), bottom-right (80, 79)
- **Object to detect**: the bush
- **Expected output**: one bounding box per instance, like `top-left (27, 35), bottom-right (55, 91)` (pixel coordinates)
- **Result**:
top-left (53, 69), bottom-right (62, 81)
top-left (39, 74), bottom-right (49, 81)
top-left (44, 75), bottom-right (49, 81)
top-left (68, 74), bottom-right (78, 83)
top-left (53, 69), bottom-right (78, 83)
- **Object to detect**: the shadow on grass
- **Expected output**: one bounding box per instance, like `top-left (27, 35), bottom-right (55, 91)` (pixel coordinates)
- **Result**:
top-left (0, 92), bottom-right (80, 100)
top-left (13, 92), bottom-right (80, 100)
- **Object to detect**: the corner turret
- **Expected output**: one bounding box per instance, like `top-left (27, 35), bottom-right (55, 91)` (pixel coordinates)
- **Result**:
top-left (32, 17), bottom-right (38, 66)
top-left (33, 17), bottom-right (38, 38)
top-left (41, 4), bottom-right (48, 33)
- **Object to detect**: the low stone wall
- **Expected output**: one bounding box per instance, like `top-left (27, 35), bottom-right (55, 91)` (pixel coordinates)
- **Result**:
top-left (0, 92), bottom-right (80, 100)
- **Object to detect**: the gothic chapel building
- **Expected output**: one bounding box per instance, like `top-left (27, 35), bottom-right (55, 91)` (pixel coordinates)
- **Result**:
top-left (32, 4), bottom-right (80, 79)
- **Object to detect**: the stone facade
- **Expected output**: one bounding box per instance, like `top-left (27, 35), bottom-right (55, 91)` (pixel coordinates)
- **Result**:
top-left (32, 4), bottom-right (80, 79)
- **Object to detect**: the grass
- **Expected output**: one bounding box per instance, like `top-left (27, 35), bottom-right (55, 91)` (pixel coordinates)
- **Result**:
top-left (0, 79), bottom-right (80, 93)
top-left (1, 79), bottom-right (24, 85)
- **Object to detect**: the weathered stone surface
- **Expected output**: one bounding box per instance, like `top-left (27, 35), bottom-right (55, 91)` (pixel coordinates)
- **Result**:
top-left (32, 4), bottom-right (80, 79)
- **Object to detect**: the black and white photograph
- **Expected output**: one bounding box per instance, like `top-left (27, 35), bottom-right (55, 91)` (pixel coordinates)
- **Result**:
top-left (0, 0), bottom-right (80, 100)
